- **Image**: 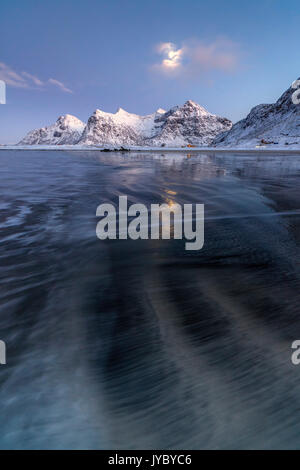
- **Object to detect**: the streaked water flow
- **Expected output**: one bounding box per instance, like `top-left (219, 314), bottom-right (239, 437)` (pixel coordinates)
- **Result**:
top-left (0, 150), bottom-right (299, 449)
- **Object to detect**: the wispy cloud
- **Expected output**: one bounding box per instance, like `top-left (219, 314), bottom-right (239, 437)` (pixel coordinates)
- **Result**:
top-left (0, 62), bottom-right (28, 88)
top-left (0, 62), bottom-right (73, 93)
top-left (21, 71), bottom-right (44, 87)
top-left (152, 38), bottom-right (241, 78)
top-left (48, 78), bottom-right (72, 94)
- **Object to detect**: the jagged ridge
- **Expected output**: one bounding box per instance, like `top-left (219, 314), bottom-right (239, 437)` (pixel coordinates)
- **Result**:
top-left (19, 101), bottom-right (232, 147)
top-left (214, 80), bottom-right (300, 147)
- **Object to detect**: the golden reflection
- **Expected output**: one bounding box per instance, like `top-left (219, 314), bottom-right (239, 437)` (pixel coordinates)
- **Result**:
top-left (166, 198), bottom-right (176, 208)
top-left (165, 189), bottom-right (177, 196)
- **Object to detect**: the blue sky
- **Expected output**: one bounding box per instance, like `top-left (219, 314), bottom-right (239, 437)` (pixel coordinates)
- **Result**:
top-left (0, 0), bottom-right (299, 143)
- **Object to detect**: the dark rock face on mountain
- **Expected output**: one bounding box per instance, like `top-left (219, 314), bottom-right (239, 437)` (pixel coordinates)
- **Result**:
top-left (214, 80), bottom-right (300, 147)
top-left (19, 115), bottom-right (85, 145)
top-left (148, 100), bottom-right (232, 146)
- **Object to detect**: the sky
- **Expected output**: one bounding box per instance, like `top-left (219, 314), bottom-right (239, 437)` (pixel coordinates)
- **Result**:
top-left (0, 0), bottom-right (299, 143)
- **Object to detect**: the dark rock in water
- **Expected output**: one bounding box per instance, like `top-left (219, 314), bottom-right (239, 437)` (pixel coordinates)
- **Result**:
top-left (260, 139), bottom-right (278, 145)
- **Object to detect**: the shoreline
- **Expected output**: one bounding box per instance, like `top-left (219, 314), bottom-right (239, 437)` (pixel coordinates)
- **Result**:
top-left (1, 145), bottom-right (300, 155)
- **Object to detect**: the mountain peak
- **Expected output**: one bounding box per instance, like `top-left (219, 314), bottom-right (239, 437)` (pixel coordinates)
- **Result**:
top-left (182, 100), bottom-right (208, 113)
top-left (19, 114), bottom-right (85, 145)
top-left (214, 79), bottom-right (300, 147)
top-left (185, 100), bottom-right (198, 106)
top-left (56, 114), bottom-right (84, 127)
top-left (19, 100), bottom-right (232, 147)
top-left (116, 107), bottom-right (129, 115)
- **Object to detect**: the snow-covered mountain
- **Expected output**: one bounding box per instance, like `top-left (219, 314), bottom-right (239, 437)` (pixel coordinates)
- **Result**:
top-left (19, 101), bottom-right (232, 147)
top-left (80, 107), bottom-right (166, 146)
top-left (80, 100), bottom-right (231, 146)
top-left (214, 80), bottom-right (300, 147)
top-left (147, 100), bottom-right (232, 146)
top-left (19, 114), bottom-right (85, 145)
